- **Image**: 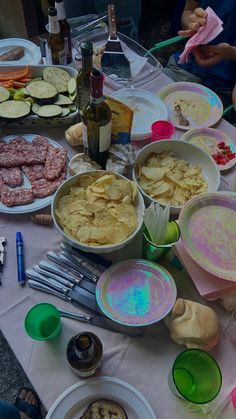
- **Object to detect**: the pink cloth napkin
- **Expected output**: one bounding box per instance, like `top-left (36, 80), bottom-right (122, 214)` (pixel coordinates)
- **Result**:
top-left (178, 7), bottom-right (223, 64)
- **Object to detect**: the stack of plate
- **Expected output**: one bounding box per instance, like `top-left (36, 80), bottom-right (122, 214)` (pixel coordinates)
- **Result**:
top-left (179, 193), bottom-right (236, 283)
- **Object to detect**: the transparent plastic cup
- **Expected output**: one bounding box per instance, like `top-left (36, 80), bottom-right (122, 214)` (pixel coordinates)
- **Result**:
top-left (168, 349), bottom-right (222, 404)
top-left (151, 120), bottom-right (175, 142)
top-left (24, 303), bottom-right (62, 341)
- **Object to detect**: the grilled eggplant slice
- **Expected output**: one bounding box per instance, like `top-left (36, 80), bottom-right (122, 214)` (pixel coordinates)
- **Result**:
top-left (0, 86), bottom-right (10, 103)
top-left (43, 66), bottom-right (71, 94)
top-left (54, 94), bottom-right (73, 106)
top-left (26, 80), bottom-right (58, 105)
top-left (37, 104), bottom-right (62, 118)
top-left (0, 100), bottom-right (30, 122)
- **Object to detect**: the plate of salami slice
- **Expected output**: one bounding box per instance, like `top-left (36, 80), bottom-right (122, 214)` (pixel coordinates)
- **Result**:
top-left (0, 134), bottom-right (68, 214)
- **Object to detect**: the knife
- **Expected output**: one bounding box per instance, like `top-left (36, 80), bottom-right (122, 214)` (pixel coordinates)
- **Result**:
top-left (37, 261), bottom-right (96, 294)
top-left (61, 242), bottom-right (109, 272)
top-left (59, 308), bottom-right (143, 337)
top-left (27, 280), bottom-right (142, 337)
top-left (26, 269), bottom-right (102, 315)
top-left (59, 252), bottom-right (99, 283)
top-left (47, 250), bottom-right (98, 284)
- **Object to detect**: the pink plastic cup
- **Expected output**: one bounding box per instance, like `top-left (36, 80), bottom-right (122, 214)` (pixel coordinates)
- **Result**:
top-left (151, 120), bottom-right (175, 142)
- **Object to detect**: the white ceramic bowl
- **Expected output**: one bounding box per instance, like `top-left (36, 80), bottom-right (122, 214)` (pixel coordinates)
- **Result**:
top-left (52, 170), bottom-right (145, 254)
top-left (133, 139), bottom-right (220, 215)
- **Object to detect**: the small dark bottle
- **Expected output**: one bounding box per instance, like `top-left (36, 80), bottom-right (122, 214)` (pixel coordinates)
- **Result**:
top-left (82, 69), bottom-right (112, 169)
top-left (47, 6), bottom-right (66, 65)
top-left (55, 0), bottom-right (72, 64)
top-left (66, 332), bottom-right (103, 377)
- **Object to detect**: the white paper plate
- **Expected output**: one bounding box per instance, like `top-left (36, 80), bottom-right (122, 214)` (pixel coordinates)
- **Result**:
top-left (111, 88), bottom-right (168, 140)
top-left (0, 38), bottom-right (42, 65)
top-left (46, 377), bottom-right (157, 419)
top-left (0, 134), bottom-right (68, 214)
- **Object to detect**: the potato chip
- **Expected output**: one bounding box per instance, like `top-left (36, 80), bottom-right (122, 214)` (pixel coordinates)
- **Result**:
top-left (138, 151), bottom-right (208, 207)
top-left (141, 166), bottom-right (165, 181)
top-left (56, 172), bottom-right (139, 246)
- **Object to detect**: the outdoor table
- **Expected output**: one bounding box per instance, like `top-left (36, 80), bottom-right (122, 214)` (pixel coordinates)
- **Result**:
top-left (0, 71), bottom-right (236, 419)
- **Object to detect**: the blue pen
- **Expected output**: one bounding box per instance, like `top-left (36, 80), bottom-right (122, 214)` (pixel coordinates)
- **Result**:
top-left (16, 232), bottom-right (25, 286)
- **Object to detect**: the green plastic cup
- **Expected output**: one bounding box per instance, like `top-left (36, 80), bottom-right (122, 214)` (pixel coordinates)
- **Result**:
top-left (24, 303), bottom-right (62, 341)
top-left (168, 349), bottom-right (222, 404)
top-left (143, 221), bottom-right (180, 262)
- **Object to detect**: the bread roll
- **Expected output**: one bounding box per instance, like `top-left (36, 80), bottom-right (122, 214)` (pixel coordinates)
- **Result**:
top-left (165, 298), bottom-right (220, 351)
top-left (65, 122), bottom-right (83, 146)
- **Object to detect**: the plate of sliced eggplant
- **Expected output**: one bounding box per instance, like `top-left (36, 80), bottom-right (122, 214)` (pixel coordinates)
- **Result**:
top-left (0, 65), bottom-right (78, 126)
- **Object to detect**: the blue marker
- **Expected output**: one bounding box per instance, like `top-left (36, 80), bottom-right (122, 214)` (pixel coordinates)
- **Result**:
top-left (16, 232), bottom-right (25, 286)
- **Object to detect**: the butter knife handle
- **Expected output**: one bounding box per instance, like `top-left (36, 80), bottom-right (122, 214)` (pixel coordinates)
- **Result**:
top-left (59, 309), bottom-right (91, 322)
top-left (28, 279), bottom-right (71, 301)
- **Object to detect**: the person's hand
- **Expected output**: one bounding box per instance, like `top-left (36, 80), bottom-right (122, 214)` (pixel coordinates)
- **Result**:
top-left (232, 83), bottom-right (236, 111)
top-left (192, 43), bottom-right (233, 67)
top-left (179, 7), bottom-right (207, 37)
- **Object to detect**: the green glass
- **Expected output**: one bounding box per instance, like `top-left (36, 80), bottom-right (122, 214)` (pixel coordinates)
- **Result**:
top-left (82, 69), bottom-right (111, 169)
top-left (76, 42), bottom-right (93, 115)
top-left (143, 222), bottom-right (180, 262)
top-left (24, 303), bottom-right (62, 341)
top-left (170, 349), bottom-right (222, 404)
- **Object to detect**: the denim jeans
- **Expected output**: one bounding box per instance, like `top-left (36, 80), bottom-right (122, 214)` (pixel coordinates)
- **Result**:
top-left (0, 401), bottom-right (20, 419)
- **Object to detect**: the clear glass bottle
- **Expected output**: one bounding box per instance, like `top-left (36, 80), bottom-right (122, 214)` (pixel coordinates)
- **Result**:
top-left (66, 332), bottom-right (103, 377)
top-left (47, 6), bottom-right (66, 65)
top-left (76, 41), bottom-right (93, 117)
top-left (55, 0), bottom-right (72, 64)
top-left (82, 69), bottom-right (112, 169)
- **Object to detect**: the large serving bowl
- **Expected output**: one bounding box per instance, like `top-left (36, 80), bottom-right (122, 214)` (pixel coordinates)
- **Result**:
top-left (133, 140), bottom-right (220, 215)
top-left (52, 170), bottom-right (145, 254)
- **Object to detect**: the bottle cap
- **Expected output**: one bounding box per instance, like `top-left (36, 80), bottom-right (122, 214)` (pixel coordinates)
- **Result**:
top-left (90, 69), bottom-right (103, 99)
top-left (80, 42), bottom-right (93, 56)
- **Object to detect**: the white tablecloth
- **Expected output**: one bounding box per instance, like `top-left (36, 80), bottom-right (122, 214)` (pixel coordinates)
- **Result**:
top-left (0, 73), bottom-right (236, 419)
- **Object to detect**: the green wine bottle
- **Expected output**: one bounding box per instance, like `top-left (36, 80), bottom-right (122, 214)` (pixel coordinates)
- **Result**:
top-left (82, 69), bottom-right (111, 169)
top-left (76, 42), bottom-right (93, 117)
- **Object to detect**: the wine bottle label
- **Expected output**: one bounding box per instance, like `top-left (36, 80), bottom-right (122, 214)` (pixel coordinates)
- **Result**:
top-left (82, 122), bottom-right (88, 148)
top-left (48, 16), bottom-right (60, 34)
top-left (45, 43), bottom-right (53, 65)
top-left (70, 360), bottom-right (102, 377)
top-left (56, 2), bottom-right (66, 20)
top-left (58, 49), bottom-right (67, 65)
top-left (99, 121), bottom-right (112, 152)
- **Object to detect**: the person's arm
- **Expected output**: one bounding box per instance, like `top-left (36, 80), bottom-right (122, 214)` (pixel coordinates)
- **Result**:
top-left (179, 0), bottom-right (207, 36)
top-left (192, 43), bottom-right (236, 67)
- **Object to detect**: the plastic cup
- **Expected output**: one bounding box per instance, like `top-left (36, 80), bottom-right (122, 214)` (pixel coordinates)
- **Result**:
top-left (24, 303), bottom-right (62, 341)
top-left (168, 349), bottom-right (222, 404)
top-left (142, 222), bottom-right (180, 262)
top-left (151, 120), bottom-right (175, 142)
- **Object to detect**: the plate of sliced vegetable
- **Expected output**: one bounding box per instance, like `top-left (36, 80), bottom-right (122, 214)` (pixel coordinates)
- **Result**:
top-left (0, 65), bottom-right (78, 126)
top-left (182, 128), bottom-right (236, 171)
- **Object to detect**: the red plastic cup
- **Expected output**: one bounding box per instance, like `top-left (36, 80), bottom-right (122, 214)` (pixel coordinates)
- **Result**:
top-left (151, 120), bottom-right (175, 142)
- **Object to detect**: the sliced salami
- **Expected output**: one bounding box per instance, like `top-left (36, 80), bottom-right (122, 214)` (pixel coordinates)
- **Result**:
top-left (1, 186), bottom-right (34, 207)
top-left (0, 167), bottom-right (23, 187)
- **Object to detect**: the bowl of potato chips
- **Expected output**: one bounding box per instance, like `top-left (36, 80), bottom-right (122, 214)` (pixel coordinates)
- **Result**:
top-left (133, 140), bottom-right (220, 214)
top-left (52, 170), bottom-right (145, 253)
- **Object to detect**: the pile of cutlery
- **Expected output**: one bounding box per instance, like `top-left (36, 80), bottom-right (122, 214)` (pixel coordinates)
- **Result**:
top-left (26, 243), bottom-right (142, 337)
